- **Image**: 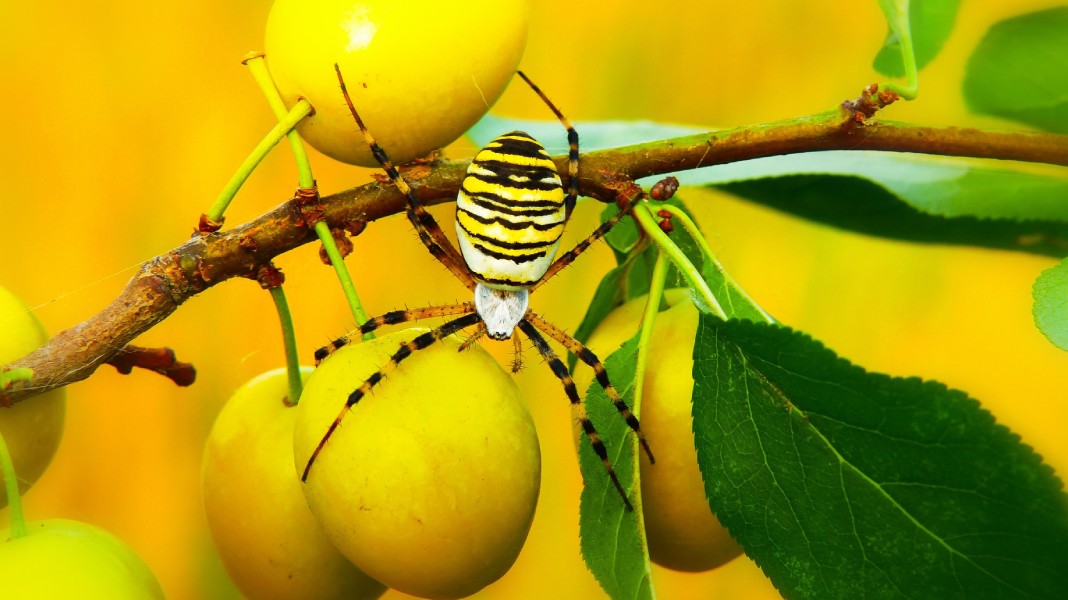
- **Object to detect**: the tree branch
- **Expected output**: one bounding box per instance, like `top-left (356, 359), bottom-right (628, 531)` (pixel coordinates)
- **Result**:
top-left (2, 103), bottom-right (1066, 404)
top-left (106, 345), bottom-right (197, 387)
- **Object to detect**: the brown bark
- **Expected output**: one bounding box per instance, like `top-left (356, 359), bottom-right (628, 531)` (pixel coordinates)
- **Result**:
top-left (2, 103), bottom-right (1066, 405)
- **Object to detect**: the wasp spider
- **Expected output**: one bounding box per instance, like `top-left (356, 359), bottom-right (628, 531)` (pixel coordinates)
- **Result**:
top-left (302, 66), bottom-right (654, 510)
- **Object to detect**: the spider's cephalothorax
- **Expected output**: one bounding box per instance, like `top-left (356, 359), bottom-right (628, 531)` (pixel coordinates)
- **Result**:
top-left (303, 65), bottom-right (653, 510)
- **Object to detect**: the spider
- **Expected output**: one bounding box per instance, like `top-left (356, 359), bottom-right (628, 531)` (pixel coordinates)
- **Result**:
top-left (301, 65), bottom-right (655, 510)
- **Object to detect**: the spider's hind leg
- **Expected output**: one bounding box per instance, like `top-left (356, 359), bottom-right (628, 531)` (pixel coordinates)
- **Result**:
top-left (517, 319), bottom-right (634, 511)
top-left (523, 310), bottom-right (654, 465)
top-left (510, 334), bottom-right (525, 374)
top-left (314, 302), bottom-right (476, 364)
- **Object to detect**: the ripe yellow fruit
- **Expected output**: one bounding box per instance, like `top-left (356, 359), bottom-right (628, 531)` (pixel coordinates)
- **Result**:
top-left (0, 284), bottom-right (65, 508)
top-left (0, 519), bottom-right (164, 599)
top-left (575, 290), bottom-right (743, 572)
top-left (202, 367), bottom-right (386, 600)
top-left (293, 329), bottom-right (540, 599)
top-left (264, 0), bottom-right (530, 166)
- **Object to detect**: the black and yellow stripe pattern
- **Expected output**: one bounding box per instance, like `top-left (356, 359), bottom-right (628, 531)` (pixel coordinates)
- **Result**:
top-left (313, 302), bottom-right (476, 364)
top-left (309, 66), bottom-right (653, 510)
top-left (455, 131), bottom-right (567, 289)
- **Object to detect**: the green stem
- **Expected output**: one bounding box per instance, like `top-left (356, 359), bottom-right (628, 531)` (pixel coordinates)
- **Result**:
top-left (633, 205), bottom-right (726, 319)
top-left (0, 430), bottom-right (27, 538)
top-left (656, 203), bottom-right (774, 324)
top-left (205, 99), bottom-right (314, 223)
top-left (877, 0), bottom-right (919, 100)
top-left (313, 220), bottom-right (372, 335)
top-left (634, 252), bottom-right (669, 413)
top-left (244, 54), bottom-right (371, 335)
top-left (243, 53), bottom-right (315, 189)
top-left (269, 286), bottom-right (303, 405)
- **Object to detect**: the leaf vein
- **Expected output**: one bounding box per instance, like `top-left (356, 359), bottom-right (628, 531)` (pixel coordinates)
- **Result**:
top-left (752, 359), bottom-right (1033, 596)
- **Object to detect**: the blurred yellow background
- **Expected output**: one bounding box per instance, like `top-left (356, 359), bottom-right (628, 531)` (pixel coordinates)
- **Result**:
top-left (2, 1), bottom-right (1066, 598)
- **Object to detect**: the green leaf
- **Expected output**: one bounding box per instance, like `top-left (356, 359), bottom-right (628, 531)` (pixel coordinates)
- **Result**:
top-left (873, 0), bottom-right (960, 77)
top-left (603, 203), bottom-right (642, 257)
top-left (599, 196), bottom-right (707, 295)
top-left (578, 337), bottom-right (654, 600)
top-left (568, 262), bottom-right (629, 373)
top-left (652, 201), bottom-right (705, 288)
top-left (672, 150), bottom-right (1068, 257)
top-left (1032, 257), bottom-right (1068, 350)
top-left (686, 151), bottom-right (1068, 222)
top-left (693, 251), bottom-right (769, 322)
top-left (717, 174), bottom-right (1068, 257)
top-left (658, 206), bottom-right (771, 322)
top-left (963, 7), bottom-right (1068, 133)
top-left (692, 317), bottom-right (1068, 599)
top-left (687, 150), bottom-right (1068, 256)
top-left (573, 193), bottom-right (771, 359)
top-left (623, 248), bottom-right (659, 302)
top-left (466, 114), bottom-right (703, 152)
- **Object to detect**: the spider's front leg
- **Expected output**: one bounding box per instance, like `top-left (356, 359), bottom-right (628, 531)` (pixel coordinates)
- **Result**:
top-left (531, 188), bottom-right (645, 292)
top-left (302, 311), bottom-right (482, 482)
top-left (334, 64), bottom-right (476, 291)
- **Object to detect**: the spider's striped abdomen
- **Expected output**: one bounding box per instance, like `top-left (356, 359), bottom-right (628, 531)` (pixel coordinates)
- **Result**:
top-left (455, 131), bottom-right (566, 290)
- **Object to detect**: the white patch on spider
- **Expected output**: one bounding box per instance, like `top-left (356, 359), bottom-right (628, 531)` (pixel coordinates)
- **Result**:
top-left (474, 283), bottom-right (528, 340)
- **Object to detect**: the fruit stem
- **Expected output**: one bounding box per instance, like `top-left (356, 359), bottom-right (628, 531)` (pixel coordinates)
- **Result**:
top-left (876, 0), bottom-right (919, 100)
top-left (243, 53), bottom-right (373, 336)
top-left (204, 99), bottom-right (314, 224)
top-left (0, 429), bottom-right (28, 539)
top-left (313, 221), bottom-right (372, 334)
top-left (656, 203), bottom-right (773, 324)
top-left (269, 286), bottom-right (304, 405)
top-left (242, 53), bottom-right (315, 189)
top-left (633, 205), bottom-right (726, 319)
top-left (634, 252), bottom-right (668, 414)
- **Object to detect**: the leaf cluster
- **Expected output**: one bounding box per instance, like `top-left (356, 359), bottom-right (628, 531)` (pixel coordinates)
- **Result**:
top-left (509, 3), bottom-right (1068, 598)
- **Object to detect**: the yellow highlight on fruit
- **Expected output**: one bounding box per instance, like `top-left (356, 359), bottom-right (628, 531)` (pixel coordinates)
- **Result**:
top-left (293, 328), bottom-right (541, 599)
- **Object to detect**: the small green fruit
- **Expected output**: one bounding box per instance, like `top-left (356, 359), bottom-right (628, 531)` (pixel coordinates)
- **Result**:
top-left (0, 519), bottom-right (165, 599)
top-left (0, 284), bottom-right (66, 508)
